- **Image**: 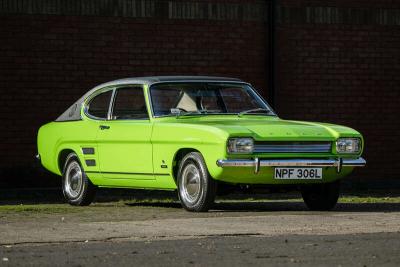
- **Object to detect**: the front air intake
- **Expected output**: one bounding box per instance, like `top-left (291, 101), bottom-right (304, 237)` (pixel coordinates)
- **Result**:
top-left (254, 141), bottom-right (332, 153)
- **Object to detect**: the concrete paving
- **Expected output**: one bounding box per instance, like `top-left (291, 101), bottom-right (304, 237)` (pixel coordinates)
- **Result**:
top-left (1, 201), bottom-right (400, 266)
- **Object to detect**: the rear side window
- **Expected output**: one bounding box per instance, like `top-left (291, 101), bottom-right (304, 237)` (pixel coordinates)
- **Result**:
top-left (112, 87), bottom-right (148, 120)
top-left (87, 90), bottom-right (112, 119)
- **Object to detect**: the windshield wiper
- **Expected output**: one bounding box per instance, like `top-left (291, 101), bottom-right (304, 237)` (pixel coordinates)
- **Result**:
top-left (238, 108), bottom-right (273, 117)
top-left (176, 109), bottom-right (209, 118)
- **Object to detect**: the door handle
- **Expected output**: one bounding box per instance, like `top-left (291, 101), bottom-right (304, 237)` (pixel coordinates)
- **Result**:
top-left (99, 125), bottom-right (110, 130)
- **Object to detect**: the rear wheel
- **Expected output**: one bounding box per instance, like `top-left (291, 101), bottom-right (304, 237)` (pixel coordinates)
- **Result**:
top-left (301, 181), bottom-right (340, 211)
top-left (177, 152), bottom-right (217, 212)
top-left (62, 153), bottom-right (96, 206)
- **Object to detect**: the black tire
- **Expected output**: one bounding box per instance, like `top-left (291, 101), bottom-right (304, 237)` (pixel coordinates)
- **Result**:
top-left (301, 181), bottom-right (340, 211)
top-left (177, 152), bottom-right (217, 212)
top-left (62, 153), bottom-right (96, 206)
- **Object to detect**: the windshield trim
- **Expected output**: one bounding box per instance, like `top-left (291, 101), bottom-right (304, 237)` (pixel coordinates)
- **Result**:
top-left (147, 81), bottom-right (277, 118)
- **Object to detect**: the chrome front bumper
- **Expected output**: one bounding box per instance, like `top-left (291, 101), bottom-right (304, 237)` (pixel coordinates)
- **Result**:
top-left (216, 157), bottom-right (366, 174)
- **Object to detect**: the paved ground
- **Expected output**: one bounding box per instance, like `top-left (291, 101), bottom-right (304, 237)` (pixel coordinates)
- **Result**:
top-left (1, 191), bottom-right (400, 266)
top-left (2, 233), bottom-right (400, 266)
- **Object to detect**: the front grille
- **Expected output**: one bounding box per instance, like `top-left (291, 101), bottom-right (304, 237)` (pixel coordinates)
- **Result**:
top-left (254, 141), bottom-right (332, 153)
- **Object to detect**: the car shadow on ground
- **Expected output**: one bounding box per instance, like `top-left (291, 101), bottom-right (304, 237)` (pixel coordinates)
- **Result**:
top-left (125, 201), bottom-right (400, 213)
top-left (2, 188), bottom-right (400, 213)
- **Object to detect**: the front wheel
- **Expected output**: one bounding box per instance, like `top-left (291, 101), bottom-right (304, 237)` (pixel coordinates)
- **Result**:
top-left (177, 152), bottom-right (217, 212)
top-left (301, 181), bottom-right (340, 211)
top-left (62, 153), bottom-right (96, 206)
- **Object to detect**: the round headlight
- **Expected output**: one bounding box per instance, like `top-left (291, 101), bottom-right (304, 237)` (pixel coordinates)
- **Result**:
top-left (336, 138), bottom-right (361, 153)
top-left (228, 138), bottom-right (254, 154)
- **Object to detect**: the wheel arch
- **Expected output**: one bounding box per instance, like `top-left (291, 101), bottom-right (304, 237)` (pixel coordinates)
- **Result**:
top-left (172, 148), bottom-right (200, 183)
top-left (58, 149), bottom-right (78, 173)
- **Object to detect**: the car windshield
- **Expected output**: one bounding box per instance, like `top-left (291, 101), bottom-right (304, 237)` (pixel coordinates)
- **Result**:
top-left (149, 82), bottom-right (276, 117)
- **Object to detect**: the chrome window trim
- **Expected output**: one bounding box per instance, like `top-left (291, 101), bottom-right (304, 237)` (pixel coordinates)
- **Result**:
top-left (83, 84), bottom-right (149, 121)
top-left (107, 88), bottom-right (117, 120)
top-left (147, 80), bottom-right (277, 118)
top-left (83, 86), bottom-right (115, 121)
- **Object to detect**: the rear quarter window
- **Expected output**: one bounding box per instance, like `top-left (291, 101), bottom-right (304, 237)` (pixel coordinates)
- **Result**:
top-left (87, 90), bottom-right (112, 119)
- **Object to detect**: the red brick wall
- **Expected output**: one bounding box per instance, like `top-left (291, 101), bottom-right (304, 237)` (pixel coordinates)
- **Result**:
top-left (277, 0), bottom-right (400, 183)
top-left (1, 0), bottom-right (400, 187)
top-left (0, 1), bottom-right (268, 187)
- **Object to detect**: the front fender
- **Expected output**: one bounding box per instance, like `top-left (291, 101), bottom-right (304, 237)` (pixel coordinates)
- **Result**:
top-left (151, 123), bottom-right (228, 179)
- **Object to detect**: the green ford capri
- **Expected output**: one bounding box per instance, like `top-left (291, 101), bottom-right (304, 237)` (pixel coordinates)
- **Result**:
top-left (37, 76), bottom-right (366, 212)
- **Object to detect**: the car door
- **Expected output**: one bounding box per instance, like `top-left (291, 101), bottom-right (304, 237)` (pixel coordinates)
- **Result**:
top-left (96, 85), bottom-right (154, 180)
top-left (82, 88), bottom-right (114, 175)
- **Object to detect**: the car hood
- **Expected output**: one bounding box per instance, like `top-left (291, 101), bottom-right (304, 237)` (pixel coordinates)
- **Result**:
top-left (175, 117), bottom-right (361, 141)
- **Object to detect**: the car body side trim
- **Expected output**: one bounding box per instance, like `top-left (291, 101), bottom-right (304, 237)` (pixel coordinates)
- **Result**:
top-left (85, 171), bottom-right (170, 176)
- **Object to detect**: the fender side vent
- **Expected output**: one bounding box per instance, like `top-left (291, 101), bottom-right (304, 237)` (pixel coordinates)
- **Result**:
top-left (85, 159), bottom-right (96, 166)
top-left (82, 147), bottom-right (95, 155)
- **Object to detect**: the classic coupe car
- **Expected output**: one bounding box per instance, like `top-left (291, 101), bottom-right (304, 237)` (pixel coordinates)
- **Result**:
top-left (37, 76), bottom-right (366, 212)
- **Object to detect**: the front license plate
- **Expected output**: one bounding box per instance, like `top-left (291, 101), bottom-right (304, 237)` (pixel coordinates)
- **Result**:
top-left (274, 168), bottom-right (322, 179)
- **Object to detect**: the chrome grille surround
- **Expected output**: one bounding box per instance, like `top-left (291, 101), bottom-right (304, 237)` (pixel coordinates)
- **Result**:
top-left (254, 141), bottom-right (332, 153)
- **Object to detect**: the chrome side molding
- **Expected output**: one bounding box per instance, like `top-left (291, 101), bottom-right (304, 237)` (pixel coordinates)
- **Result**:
top-left (216, 157), bottom-right (366, 174)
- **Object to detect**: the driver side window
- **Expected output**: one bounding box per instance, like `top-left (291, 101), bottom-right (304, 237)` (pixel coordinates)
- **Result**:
top-left (111, 87), bottom-right (148, 120)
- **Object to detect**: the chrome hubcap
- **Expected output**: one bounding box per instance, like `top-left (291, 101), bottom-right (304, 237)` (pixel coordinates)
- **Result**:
top-left (65, 161), bottom-right (83, 198)
top-left (180, 163), bottom-right (202, 204)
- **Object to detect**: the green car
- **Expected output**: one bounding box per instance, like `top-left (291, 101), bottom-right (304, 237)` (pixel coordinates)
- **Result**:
top-left (37, 76), bottom-right (366, 212)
